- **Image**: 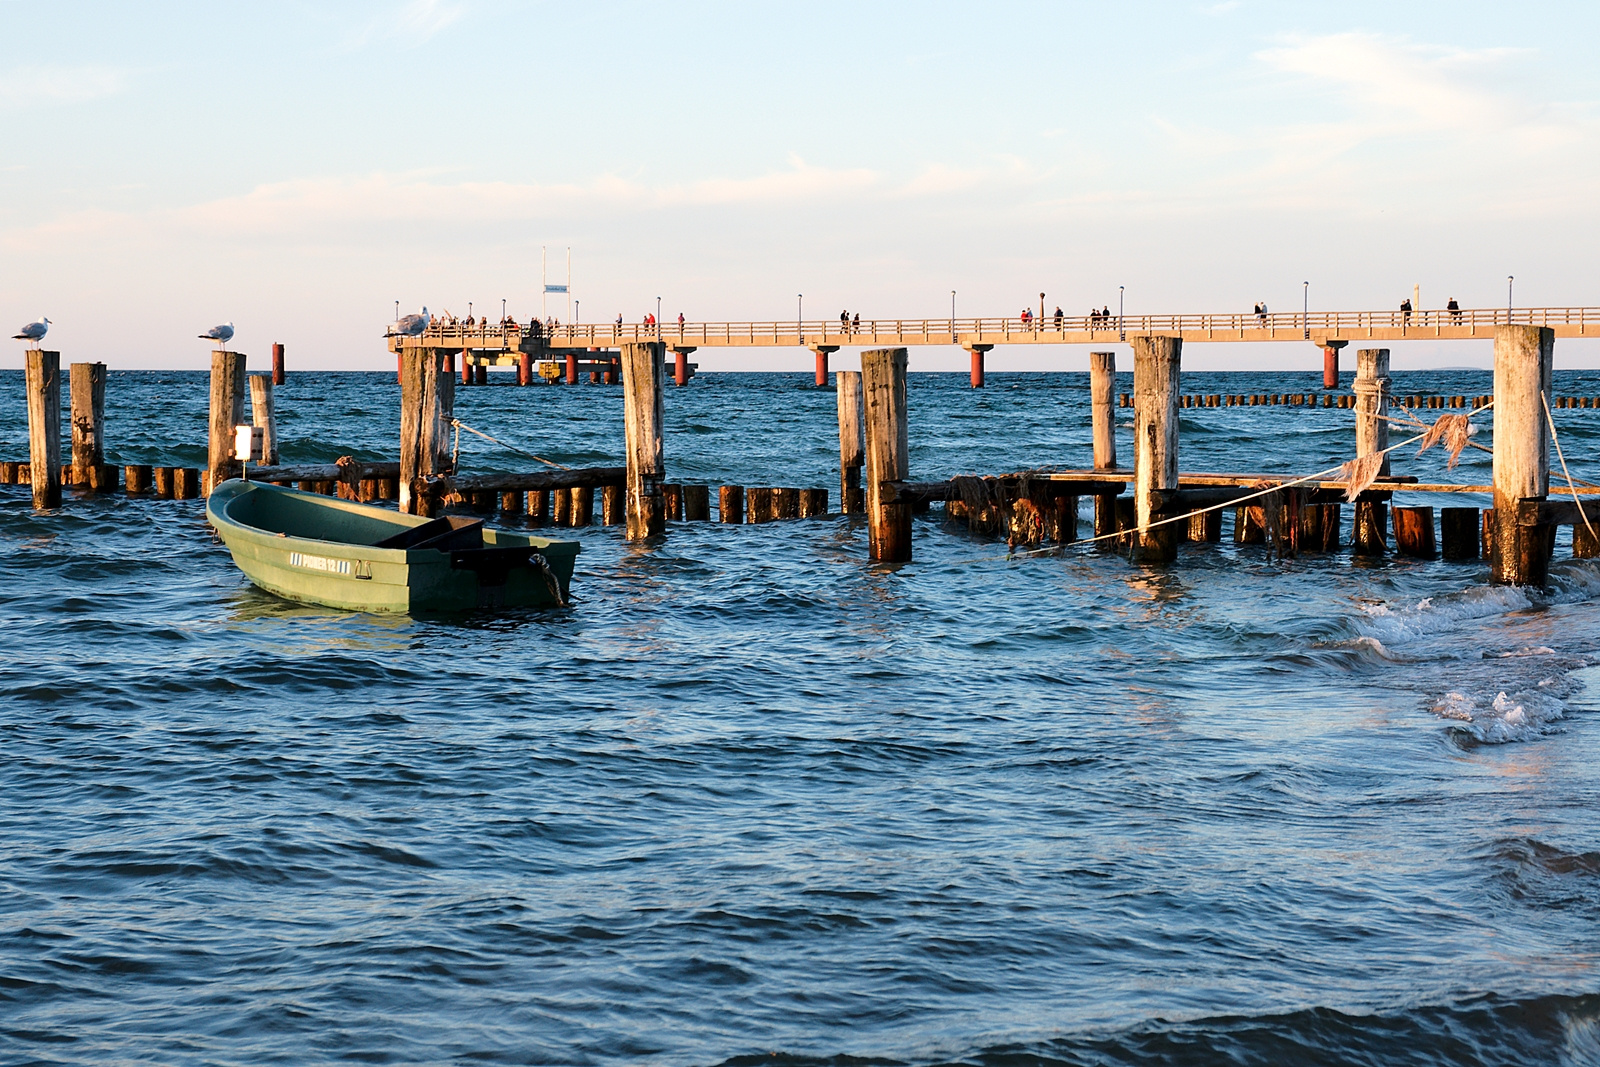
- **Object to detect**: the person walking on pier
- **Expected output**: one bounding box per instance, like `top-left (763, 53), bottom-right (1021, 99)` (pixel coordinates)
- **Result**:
top-left (1053, 306), bottom-right (1063, 329)
top-left (1448, 297), bottom-right (1461, 324)
top-left (841, 310), bottom-right (850, 333)
top-left (1401, 297), bottom-right (1413, 324)
top-left (1256, 301), bottom-right (1268, 324)
top-left (852, 312), bottom-right (860, 330)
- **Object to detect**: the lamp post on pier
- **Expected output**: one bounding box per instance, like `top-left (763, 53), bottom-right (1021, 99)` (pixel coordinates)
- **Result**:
top-left (950, 290), bottom-right (956, 338)
top-left (1303, 281), bottom-right (1309, 339)
top-left (394, 300), bottom-right (399, 322)
top-left (1118, 286), bottom-right (1125, 342)
top-left (1508, 275), bottom-right (1515, 315)
top-left (797, 294), bottom-right (803, 340)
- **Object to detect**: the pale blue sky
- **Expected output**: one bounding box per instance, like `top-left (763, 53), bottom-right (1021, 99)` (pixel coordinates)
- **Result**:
top-left (3, 0), bottom-right (1599, 371)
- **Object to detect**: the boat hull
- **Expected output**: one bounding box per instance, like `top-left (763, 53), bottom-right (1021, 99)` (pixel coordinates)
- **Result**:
top-left (206, 480), bottom-right (578, 612)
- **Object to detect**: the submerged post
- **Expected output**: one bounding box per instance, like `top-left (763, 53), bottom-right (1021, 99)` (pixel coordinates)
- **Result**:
top-left (398, 349), bottom-right (453, 516)
top-left (1352, 348), bottom-right (1390, 554)
top-left (1491, 324), bottom-right (1554, 585)
top-left (837, 369), bottom-right (865, 514)
top-left (861, 347), bottom-right (911, 562)
top-left (206, 349), bottom-right (246, 494)
top-left (26, 350), bottom-right (61, 509)
top-left (1089, 351), bottom-right (1118, 541)
top-left (69, 361), bottom-right (106, 490)
top-left (1133, 336), bottom-right (1181, 563)
top-left (249, 374), bottom-right (279, 465)
top-left (621, 341), bottom-right (666, 539)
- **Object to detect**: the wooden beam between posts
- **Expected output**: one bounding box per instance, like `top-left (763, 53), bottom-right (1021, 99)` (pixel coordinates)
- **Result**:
top-left (1132, 336), bottom-right (1181, 563)
top-left (621, 341), bottom-right (666, 539)
top-left (1491, 325), bottom-right (1554, 585)
top-left (862, 347), bottom-right (911, 562)
top-left (26, 351), bottom-right (61, 509)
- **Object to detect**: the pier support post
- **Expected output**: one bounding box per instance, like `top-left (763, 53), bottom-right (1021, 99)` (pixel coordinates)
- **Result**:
top-left (1089, 351), bottom-right (1119, 543)
top-left (673, 347), bottom-right (698, 387)
top-left (69, 361), bottom-right (106, 491)
top-left (837, 369), bottom-right (865, 514)
top-left (621, 341), bottom-right (666, 540)
top-left (272, 342), bottom-right (286, 385)
top-left (249, 374), bottom-right (279, 465)
top-left (1133, 337), bottom-right (1181, 563)
top-left (1322, 340), bottom-right (1347, 389)
top-left (967, 345), bottom-right (991, 389)
top-left (519, 350), bottom-right (532, 386)
top-left (1353, 348), bottom-right (1391, 554)
top-left (1491, 324), bottom-right (1555, 586)
top-left (812, 345), bottom-right (838, 388)
top-left (206, 349), bottom-right (246, 494)
top-left (398, 349), bottom-right (454, 516)
top-left (566, 352), bottom-right (579, 386)
top-left (461, 353), bottom-right (472, 386)
top-left (26, 350), bottom-right (61, 509)
top-left (862, 347), bottom-right (911, 562)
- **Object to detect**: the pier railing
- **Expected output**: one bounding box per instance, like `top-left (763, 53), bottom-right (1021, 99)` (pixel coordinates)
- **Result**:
top-left (389, 306), bottom-right (1600, 350)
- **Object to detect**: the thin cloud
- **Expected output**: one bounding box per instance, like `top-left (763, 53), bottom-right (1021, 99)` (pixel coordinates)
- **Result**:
top-left (0, 65), bottom-right (126, 108)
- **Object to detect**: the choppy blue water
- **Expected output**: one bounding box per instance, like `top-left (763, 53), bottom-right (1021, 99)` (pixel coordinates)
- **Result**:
top-left (5, 368), bottom-right (1600, 1066)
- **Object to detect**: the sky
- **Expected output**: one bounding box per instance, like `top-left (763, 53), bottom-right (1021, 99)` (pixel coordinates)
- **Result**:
top-left (3, 0), bottom-right (1599, 372)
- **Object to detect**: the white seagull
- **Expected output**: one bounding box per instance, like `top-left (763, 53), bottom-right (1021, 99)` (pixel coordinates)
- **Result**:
top-left (12, 316), bottom-right (49, 347)
top-left (395, 306), bottom-right (430, 337)
top-left (199, 322), bottom-right (235, 345)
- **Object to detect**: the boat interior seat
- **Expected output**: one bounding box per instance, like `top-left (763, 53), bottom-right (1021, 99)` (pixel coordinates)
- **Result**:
top-left (372, 516), bottom-right (485, 551)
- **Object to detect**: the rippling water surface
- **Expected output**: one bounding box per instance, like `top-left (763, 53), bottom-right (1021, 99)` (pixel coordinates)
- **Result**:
top-left (5, 368), bottom-right (1600, 1065)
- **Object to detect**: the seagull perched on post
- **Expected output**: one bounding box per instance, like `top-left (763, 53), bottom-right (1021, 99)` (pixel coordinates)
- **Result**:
top-left (199, 322), bottom-right (235, 346)
top-left (12, 316), bottom-right (49, 347)
top-left (394, 307), bottom-right (430, 337)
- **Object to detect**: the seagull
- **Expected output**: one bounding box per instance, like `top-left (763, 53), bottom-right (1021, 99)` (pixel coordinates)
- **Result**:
top-left (395, 306), bottom-right (430, 337)
top-left (12, 316), bottom-right (49, 347)
top-left (199, 322), bottom-right (235, 345)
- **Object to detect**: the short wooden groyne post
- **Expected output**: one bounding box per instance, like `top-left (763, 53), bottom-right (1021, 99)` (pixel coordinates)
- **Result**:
top-left (719, 485), bottom-right (744, 524)
top-left (249, 374), bottom-right (279, 465)
top-left (1490, 324), bottom-right (1554, 585)
top-left (398, 349), bottom-right (454, 516)
top-left (206, 349), bottom-right (246, 494)
top-left (1352, 348), bottom-right (1390, 554)
top-left (836, 369), bottom-right (864, 514)
top-left (1132, 337), bottom-right (1180, 563)
top-left (621, 341), bottom-right (666, 539)
top-left (69, 361), bottom-right (111, 492)
top-left (26, 350), bottom-right (61, 509)
top-left (862, 347), bottom-right (910, 562)
top-left (1090, 352), bottom-right (1118, 543)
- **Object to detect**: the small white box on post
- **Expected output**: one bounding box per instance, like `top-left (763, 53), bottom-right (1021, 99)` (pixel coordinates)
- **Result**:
top-left (234, 424), bottom-right (265, 481)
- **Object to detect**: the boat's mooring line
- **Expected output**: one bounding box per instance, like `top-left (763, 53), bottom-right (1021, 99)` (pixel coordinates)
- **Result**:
top-left (450, 419), bottom-right (572, 471)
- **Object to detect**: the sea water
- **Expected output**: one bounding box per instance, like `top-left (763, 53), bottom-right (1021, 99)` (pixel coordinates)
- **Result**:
top-left (3, 369), bottom-right (1600, 1065)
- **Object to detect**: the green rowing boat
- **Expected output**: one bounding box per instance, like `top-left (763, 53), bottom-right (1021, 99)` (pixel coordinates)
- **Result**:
top-left (206, 479), bottom-right (579, 612)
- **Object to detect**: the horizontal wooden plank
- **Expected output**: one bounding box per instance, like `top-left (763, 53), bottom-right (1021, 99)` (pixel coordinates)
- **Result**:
top-left (250, 461), bottom-right (399, 482)
top-left (435, 466), bottom-right (625, 493)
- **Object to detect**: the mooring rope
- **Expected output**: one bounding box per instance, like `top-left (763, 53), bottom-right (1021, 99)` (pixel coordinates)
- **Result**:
top-left (449, 418), bottom-right (571, 471)
top-left (1542, 392), bottom-right (1599, 543)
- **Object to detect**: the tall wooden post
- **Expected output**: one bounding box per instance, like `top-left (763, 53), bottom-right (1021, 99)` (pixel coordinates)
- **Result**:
top-left (249, 374), bottom-right (279, 465)
top-left (1090, 351), bottom-right (1119, 541)
top-left (837, 369), bottom-right (864, 514)
top-left (399, 349), bottom-right (453, 516)
top-left (1133, 336), bottom-right (1181, 563)
top-left (206, 349), bottom-right (246, 494)
top-left (621, 341), bottom-right (666, 539)
top-left (1352, 348), bottom-right (1390, 554)
top-left (69, 362), bottom-right (106, 489)
top-left (271, 342), bottom-right (286, 385)
top-left (26, 351), bottom-right (61, 509)
top-left (862, 347), bottom-right (911, 562)
top-left (1491, 325), bottom-right (1554, 585)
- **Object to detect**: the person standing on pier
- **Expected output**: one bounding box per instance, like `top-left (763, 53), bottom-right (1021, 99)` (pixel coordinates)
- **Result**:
top-left (841, 310), bottom-right (850, 332)
top-left (1401, 298), bottom-right (1413, 323)
top-left (1054, 306), bottom-right (1064, 329)
top-left (852, 312), bottom-right (860, 330)
top-left (1448, 297), bottom-right (1460, 323)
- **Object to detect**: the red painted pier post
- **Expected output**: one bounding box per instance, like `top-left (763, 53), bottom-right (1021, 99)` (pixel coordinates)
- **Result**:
top-left (519, 350), bottom-right (532, 386)
top-left (272, 342), bottom-right (285, 385)
top-left (675, 348), bottom-right (689, 387)
top-left (566, 352), bottom-right (578, 385)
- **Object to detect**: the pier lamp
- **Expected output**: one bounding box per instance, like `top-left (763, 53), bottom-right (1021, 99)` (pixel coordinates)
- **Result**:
top-left (1303, 281), bottom-right (1309, 339)
top-left (1508, 275), bottom-right (1514, 314)
top-left (394, 300), bottom-right (399, 322)
top-left (575, 300), bottom-right (580, 324)
top-left (657, 296), bottom-right (662, 327)
top-left (1118, 286), bottom-right (1125, 341)
top-left (1040, 292), bottom-right (1045, 322)
top-left (798, 293), bottom-right (803, 337)
top-left (468, 302), bottom-right (473, 320)
top-left (951, 290), bottom-right (956, 336)
top-left (502, 298), bottom-right (506, 320)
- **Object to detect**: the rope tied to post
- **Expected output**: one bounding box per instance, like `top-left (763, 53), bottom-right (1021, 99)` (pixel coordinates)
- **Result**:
top-left (449, 418), bottom-right (571, 471)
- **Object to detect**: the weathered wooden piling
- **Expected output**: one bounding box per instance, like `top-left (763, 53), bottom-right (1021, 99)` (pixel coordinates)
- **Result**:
top-left (570, 486), bottom-right (594, 526)
top-left (1393, 506), bottom-right (1437, 558)
top-left (775, 487), bottom-right (800, 520)
top-left (1353, 348), bottom-right (1391, 555)
top-left (1575, 519), bottom-right (1600, 559)
top-left (1132, 337), bottom-right (1181, 563)
top-left (500, 490), bottom-right (523, 515)
top-left (746, 487), bottom-right (775, 523)
top-left (552, 487), bottom-right (571, 524)
top-left (398, 349), bottom-right (454, 516)
top-left (862, 348), bottom-right (911, 561)
top-left (621, 341), bottom-right (666, 539)
top-left (719, 485), bottom-right (744, 524)
top-left (125, 464), bottom-right (152, 495)
top-left (602, 484), bottom-right (624, 525)
top-left (799, 488), bottom-right (827, 518)
top-left (526, 489), bottom-right (549, 524)
top-left (1186, 509), bottom-right (1222, 543)
top-left (837, 370), bottom-right (865, 514)
top-left (1090, 352), bottom-right (1118, 543)
top-left (154, 467), bottom-right (175, 498)
top-left (662, 483), bottom-right (685, 521)
top-left (684, 485), bottom-right (711, 521)
top-left (1490, 325), bottom-right (1554, 585)
top-left (206, 349), bottom-right (246, 494)
top-left (68, 362), bottom-right (106, 492)
top-left (1441, 506), bottom-right (1480, 560)
top-left (26, 351), bottom-right (61, 509)
top-left (272, 342), bottom-right (286, 385)
top-left (249, 374), bottom-right (279, 466)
